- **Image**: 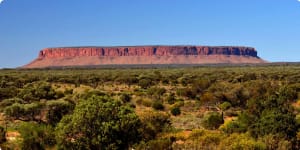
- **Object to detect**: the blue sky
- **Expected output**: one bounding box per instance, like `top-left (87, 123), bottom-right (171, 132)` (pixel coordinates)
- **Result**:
top-left (0, 0), bottom-right (300, 68)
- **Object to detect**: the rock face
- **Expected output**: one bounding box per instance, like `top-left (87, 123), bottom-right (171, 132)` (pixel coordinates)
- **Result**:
top-left (23, 46), bottom-right (266, 68)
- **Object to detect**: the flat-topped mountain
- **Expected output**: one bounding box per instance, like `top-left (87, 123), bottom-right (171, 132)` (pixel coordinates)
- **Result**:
top-left (23, 45), bottom-right (266, 68)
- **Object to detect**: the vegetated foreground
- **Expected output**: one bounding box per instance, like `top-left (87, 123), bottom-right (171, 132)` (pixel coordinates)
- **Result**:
top-left (23, 45), bottom-right (266, 68)
top-left (0, 65), bottom-right (300, 149)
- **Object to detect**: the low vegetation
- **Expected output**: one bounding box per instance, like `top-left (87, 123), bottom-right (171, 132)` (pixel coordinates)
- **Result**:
top-left (0, 65), bottom-right (300, 149)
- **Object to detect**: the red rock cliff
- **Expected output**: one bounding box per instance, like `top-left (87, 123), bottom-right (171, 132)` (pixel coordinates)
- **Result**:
top-left (23, 46), bottom-right (265, 68)
top-left (37, 46), bottom-right (258, 58)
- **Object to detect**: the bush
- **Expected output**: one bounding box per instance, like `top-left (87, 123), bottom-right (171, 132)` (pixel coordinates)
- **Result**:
top-left (18, 82), bottom-right (56, 102)
top-left (260, 134), bottom-right (292, 150)
top-left (176, 130), bottom-right (224, 150)
top-left (136, 138), bottom-right (173, 150)
top-left (0, 126), bottom-right (6, 144)
top-left (0, 86), bottom-right (19, 100)
top-left (138, 111), bottom-right (170, 141)
top-left (18, 122), bottom-right (56, 150)
top-left (218, 133), bottom-right (266, 150)
top-left (55, 96), bottom-right (142, 149)
top-left (176, 88), bottom-right (196, 99)
top-left (138, 79), bottom-right (152, 89)
top-left (152, 101), bottom-right (164, 110)
top-left (0, 98), bottom-right (25, 108)
top-left (46, 100), bottom-right (74, 125)
top-left (173, 99), bottom-right (184, 108)
top-left (251, 109), bottom-right (297, 139)
top-left (200, 92), bottom-right (217, 106)
top-left (248, 94), bottom-right (298, 139)
top-left (4, 103), bottom-right (25, 119)
top-left (201, 112), bottom-right (224, 130)
top-left (219, 101), bottom-right (232, 111)
top-left (120, 93), bottom-right (132, 103)
top-left (166, 93), bottom-right (176, 105)
top-left (170, 107), bottom-right (181, 116)
top-left (224, 109), bottom-right (238, 117)
top-left (189, 129), bottom-right (205, 140)
top-left (79, 90), bottom-right (106, 99)
top-left (141, 99), bottom-right (152, 107)
top-left (220, 120), bottom-right (247, 134)
top-left (147, 87), bottom-right (166, 99)
top-left (23, 102), bottom-right (44, 121)
top-left (197, 131), bottom-right (223, 149)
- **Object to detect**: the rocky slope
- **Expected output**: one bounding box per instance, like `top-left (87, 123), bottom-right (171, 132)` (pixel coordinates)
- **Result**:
top-left (23, 46), bottom-right (266, 68)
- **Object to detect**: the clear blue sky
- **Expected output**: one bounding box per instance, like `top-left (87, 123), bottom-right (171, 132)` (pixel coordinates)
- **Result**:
top-left (0, 0), bottom-right (300, 68)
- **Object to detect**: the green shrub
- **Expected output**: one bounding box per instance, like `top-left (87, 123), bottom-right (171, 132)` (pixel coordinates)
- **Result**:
top-left (136, 138), bottom-right (173, 150)
top-left (201, 112), bottom-right (224, 130)
top-left (0, 86), bottom-right (19, 99)
top-left (120, 93), bottom-right (131, 103)
top-left (219, 101), bottom-right (232, 111)
top-left (23, 102), bottom-right (44, 121)
top-left (224, 109), bottom-right (238, 117)
top-left (173, 99), bottom-right (184, 108)
top-left (56, 96), bottom-right (141, 149)
top-left (218, 133), bottom-right (266, 150)
top-left (170, 107), bottom-right (181, 116)
top-left (4, 103), bottom-right (25, 119)
top-left (220, 120), bottom-right (247, 134)
top-left (18, 82), bottom-right (56, 102)
top-left (189, 129), bottom-right (205, 140)
top-left (46, 100), bottom-right (74, 125)
top-left (182, 130), bottom-right (224, 150)
top-left (152, 101), bottom-right (164, 110)
top-left (200, 92), bottom-right (217, 106)
top-left (55, 91), bottom-right (65, 99)
top-left (147, 87), bottom-right (166, 100)
top-left (80, 90), bottom-right (106, 99)
top-left (138, 79), bottom-right (152, 89)
top-left (0, 97), bottom-right (25, 108)
top-left (198, 131), bottom-right (223, 149)
top-left (176, 88), bottom-right (196, 99)
top-left (166, 93), bottom-right (176, 105)
top-left (250, 105), bottom-right (297, 139)
top-left (260, 134), bottom-right (292, 150)
top-left (18, 122), bottom-right (56, 150)
top-left (138, 111), bottom-right (171, 141)
top-left (141, 99), bottom-right (152, 107)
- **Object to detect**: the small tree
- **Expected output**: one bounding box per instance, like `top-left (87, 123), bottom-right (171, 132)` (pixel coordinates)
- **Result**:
top-left (55, 96), bottom-right (142, 149)
top-left (246, 87), bottom-right (298, 140)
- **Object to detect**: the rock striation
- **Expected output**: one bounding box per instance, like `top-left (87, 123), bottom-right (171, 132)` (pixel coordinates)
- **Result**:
top-left (23, 46), bottom-right (266, 68)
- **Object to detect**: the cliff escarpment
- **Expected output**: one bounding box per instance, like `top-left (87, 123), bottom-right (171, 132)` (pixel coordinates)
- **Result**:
top-left (37, 46), bottom-right (258, 58)
top-left (23, 46), bottom-right (265, 68)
